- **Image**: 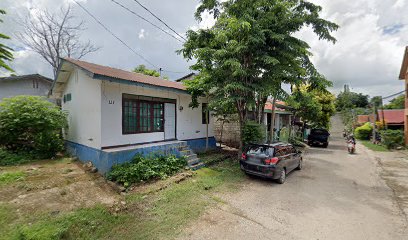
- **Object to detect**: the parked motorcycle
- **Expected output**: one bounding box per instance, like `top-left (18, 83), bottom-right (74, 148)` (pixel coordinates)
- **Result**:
top-left (347, 137), bottom-right (356, 154)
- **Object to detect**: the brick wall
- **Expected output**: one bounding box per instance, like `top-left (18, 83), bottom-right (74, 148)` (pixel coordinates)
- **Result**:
top-left (214, 114), bottom-right (241, 148)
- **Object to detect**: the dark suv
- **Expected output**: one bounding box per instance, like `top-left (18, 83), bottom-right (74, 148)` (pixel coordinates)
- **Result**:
top-left (307, 129), bottom-right (330, 148)
top-left (240, 143), bottom-right (303, 184)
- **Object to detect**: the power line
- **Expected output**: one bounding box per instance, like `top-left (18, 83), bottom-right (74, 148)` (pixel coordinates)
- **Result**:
top-left (382, 90), bottom-right (405, 100)
top-left (131, 0), bottom-right (187, 42)
top-left (109, 0), bottom-right (184, 43)
top-left (72, 0), bottom-right (158, 68)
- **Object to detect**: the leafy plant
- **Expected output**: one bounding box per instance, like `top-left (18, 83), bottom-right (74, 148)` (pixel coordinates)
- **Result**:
top-left (242, 121), bottom-right (266, 146)
top-left (0, 149), bottom-right (33, 166)
top-left (107, 154), bottom-right (187, 188)
top-left (0, 96), bottom-right (68, 159)
top-left (354, 122), bottom-right (373, 140)
top-left (0, 9), bottom-right (13, 72)
top-left (380, 130), bottom-right (404, 149)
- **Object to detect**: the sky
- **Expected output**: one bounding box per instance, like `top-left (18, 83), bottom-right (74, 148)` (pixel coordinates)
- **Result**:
top-left (0, 0), bottom-right (407, 98)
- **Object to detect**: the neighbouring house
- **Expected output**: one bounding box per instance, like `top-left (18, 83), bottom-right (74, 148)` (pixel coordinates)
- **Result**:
top-left (50, 58), bottom-right (216, 174)
top-left (0, 74), bottom-right (53, 101)
top-left (357, 109), bottom-right (404, 129)
top-left (214, 100), bottom-right (293, 148)
top-left (398, 46), bottom-right (408, 145)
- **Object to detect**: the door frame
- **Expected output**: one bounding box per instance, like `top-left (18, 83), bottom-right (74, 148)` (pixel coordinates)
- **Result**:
top-left (164, 102), bottom-right (177, 140)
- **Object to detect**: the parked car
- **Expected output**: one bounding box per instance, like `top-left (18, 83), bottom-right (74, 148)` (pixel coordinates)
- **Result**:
top-left (240, 143), bottom-right (303, 184)
top-left (307, 129), bottom-right (330, 148)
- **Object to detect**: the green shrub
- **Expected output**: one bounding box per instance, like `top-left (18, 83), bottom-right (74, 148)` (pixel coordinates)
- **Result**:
top-left (242, 121), bottom-right (266, 146)
top-left (380, 129), bottom-right (405, 149)
top-left (354, 122), bottom-right (373, 140)
top-left (107, 154), bottom-right (187, 188)
top-left (0, 96), bottom-right (67, 159)
top-left (0, 148), bottom-right (33, 166)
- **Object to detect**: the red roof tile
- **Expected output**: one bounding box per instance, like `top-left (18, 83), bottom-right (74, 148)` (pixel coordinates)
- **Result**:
top-left (64, 58), bottom-right (186, 91)
top-left (265, 100), bottom-right (287, 112)
top-left (378, 109), bottom-right (404, 125)
top-left (357, 115), bottom-right (370, 124)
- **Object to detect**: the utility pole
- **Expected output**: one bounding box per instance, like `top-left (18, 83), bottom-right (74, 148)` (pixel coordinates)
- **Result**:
top-left (270, 97), bottom-right (277, 143)
top-left (372, 104), bottom-right (377, 144)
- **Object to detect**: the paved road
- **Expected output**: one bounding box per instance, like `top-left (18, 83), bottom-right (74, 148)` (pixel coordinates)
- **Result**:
top-left (180, 115), bottom-right (408, 240)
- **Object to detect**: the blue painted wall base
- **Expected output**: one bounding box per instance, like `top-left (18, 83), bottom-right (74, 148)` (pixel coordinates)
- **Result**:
top-left (65, 137), bottom-right (216, 175)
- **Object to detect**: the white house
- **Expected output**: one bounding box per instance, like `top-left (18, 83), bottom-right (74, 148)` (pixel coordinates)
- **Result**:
top-left (50, 58), bottom-right (216, 173)
top-left (0, 74), bottom-right (53, 101)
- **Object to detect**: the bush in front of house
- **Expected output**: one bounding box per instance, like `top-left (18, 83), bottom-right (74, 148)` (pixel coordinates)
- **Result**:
top-left (107, 154), bottom-right (187, 188)
top-left (354, 122), bottom-right (373, 140)
top-left (242, 121), bottom-right (266, 146)
top-left (380, 129), bottom-right (405, 149)
top-left (0, 96), bottom-right (68, 159)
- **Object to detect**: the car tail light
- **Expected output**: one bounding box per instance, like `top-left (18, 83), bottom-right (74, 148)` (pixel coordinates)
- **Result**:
top-left (241, 153), bottom-right (247, 160)
top-left (265, 157), bottom-right (279, 165)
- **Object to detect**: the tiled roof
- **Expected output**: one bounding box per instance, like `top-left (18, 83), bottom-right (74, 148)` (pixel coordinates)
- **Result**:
top-left (378, 109), bottom-right (404, 125)
top-left (63, 58), bottom-right (186, 91)
top-left (0, 74), bottom-right (53, 83)
top-left (265, 100), bottom-right (288, 112)
top-left (357, 115), bottom-right (370, 123)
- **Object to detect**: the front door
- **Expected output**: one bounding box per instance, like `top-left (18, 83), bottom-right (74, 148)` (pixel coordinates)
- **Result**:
top-left (164, 103), bottom-right (176, 140)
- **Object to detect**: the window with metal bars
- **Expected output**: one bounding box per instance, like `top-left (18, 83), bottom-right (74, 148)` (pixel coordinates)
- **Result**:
top-left (122, 98), bottom-right (164, 134)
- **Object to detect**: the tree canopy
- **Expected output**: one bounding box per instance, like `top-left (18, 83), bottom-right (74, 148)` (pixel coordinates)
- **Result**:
top-left (133, 64), bottom-right (169, 79)
top-left (179, 0), bottom-right (338, 150)
top-left (133, 64), bottom-right (161, 77)
top-left (288, 85), bottom-right (336, 129)
top-left (335, 91), bottom-right (369, 111)
top-left (0, 9), bottom-right (13, 72)
top-left (384, 95), bottom-right (405, 109)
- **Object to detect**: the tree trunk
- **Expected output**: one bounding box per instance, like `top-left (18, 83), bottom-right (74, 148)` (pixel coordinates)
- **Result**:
top-left (270, 98), bottom-right (277, 142)
top-left (206, 108), bottom-right (209, 151)
top-left (220, 119), bottom-right (225, 148)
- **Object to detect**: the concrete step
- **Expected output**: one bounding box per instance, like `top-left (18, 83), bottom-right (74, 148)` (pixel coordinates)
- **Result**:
top-left (187, 158), bottom-right (201, 166)
top-left (180, 149), bottom-right (193, 156)
top-left (189, 162), bottom-right (206, 171)
top-left (186, 154), bottom-right (198, 161)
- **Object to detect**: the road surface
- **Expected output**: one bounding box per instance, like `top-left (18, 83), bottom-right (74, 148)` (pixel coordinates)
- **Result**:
top-left (179, 115), bottom-right (408, 240)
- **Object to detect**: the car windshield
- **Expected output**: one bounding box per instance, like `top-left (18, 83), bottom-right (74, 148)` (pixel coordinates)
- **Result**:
top-left (312, 129), bottom-right (328, 135)
top-left (246, 145), bottom-right (274, 156)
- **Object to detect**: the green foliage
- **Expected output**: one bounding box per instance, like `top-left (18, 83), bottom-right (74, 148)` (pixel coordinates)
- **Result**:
top-left (0, 171), bottom-right (25, 185)
top-left (179, 0), bottom-right (338, 148)
top-left (380, 129), bottom-right (405, 149)
top-left (0, 96), bottom-right (68, 158)
top-left (0, 149), bottom-right (34, 166)
top-left (133, 64), bottom-right (169, 79)
top-left (288, 86), bottom-right (335, 129)
top-left (107, 154), bottom-right (187, 188)
top-left (335, 91), bottom-right (369, 111)
top-left (0, 9), bottom-right (13, 72)
top-left (354, 122), bottom-right (373, 140)
top-left (242, 121), bottom-right (265, 145)
top-left (384, 95), bottom-right (405, 109)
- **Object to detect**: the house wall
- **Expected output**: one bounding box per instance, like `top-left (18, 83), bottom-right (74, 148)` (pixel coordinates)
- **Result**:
top-left (0, 78), bottom-right (51, 101)
top-left (100, 81), bottom-right (214, 148)
top-left (62, 69), bottom-right (102, 149)
top-left (405, 78), bottom-right (408, 145)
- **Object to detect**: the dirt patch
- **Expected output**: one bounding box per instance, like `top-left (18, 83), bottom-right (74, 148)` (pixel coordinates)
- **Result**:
top-left (0, 158), bottom-right (119, 214)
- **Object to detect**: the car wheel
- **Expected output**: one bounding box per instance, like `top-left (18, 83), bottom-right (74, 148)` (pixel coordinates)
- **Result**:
top-left (323, 143), bottom-right (328, 148)
top-left (296, 159), bottom-right (303, 170)
top-left (277, 169), bottom-right (286, 184)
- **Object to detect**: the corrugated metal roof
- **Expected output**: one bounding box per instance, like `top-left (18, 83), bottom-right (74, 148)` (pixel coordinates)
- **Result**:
top-left (63, 58), bottom-right (186, 91)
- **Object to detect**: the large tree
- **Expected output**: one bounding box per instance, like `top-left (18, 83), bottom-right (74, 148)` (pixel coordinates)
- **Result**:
top-left (0, 9), bottom-right (13, 72)
top-left (17, 6), bottom-right (99, 77)
top-left (179, 0), bottom-right (338, 152)
top-left (384, 95), bottom-right (404, 109)
top-left (335, 91), bottom-right (369, 111)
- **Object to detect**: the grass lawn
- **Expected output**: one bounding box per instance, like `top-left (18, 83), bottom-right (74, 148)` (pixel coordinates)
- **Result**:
top-left (0, 151), bottom-right (244, 240)
top-left (360, 140), bottom-right (390, 152)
